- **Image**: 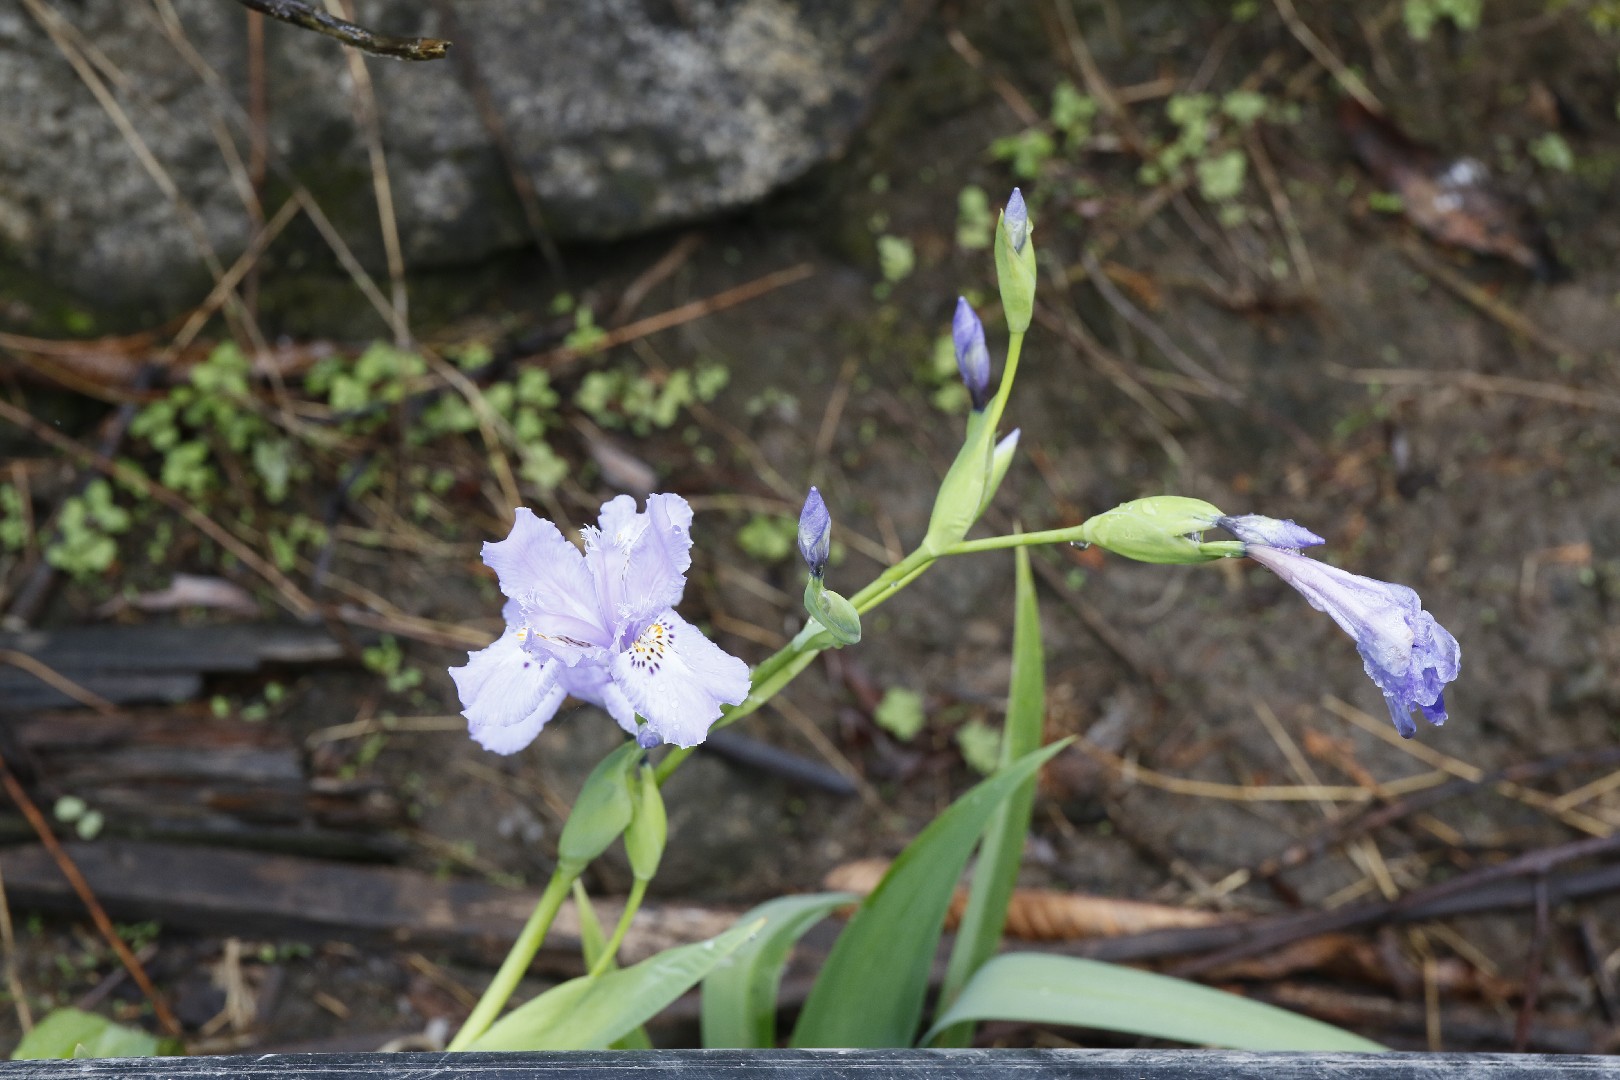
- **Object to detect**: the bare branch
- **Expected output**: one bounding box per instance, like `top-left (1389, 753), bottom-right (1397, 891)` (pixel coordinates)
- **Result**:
top-left (231, 0), bottom-right (449, 61)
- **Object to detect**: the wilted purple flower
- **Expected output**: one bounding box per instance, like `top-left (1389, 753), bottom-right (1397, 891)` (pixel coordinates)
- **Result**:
top-left (798, 487), bottom-right (831, 578)
top-left (952, 298), bottom-right (991, 410)
top-left (1245, 543), bottom-right (1460, 739)
top-left (1218, 514), bottom-right (1325, 550)
top-left (450, 495), bottom-right (750, 753)
top-left (1004, 188), bottom-right (1029, 254)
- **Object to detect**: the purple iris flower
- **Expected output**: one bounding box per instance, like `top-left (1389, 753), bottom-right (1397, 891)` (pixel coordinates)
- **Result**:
top-left (952, 298), bottom-right (991, 410)
top-left (1242, 532), bottom-right (1460, 739)
top-left (449, 494), bottom-right (750, 753)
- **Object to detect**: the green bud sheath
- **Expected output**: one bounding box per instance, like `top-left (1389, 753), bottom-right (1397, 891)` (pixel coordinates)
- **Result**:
top-left (557, 741), bottom-right (640, 868)
top-left (804, 576), bottom-right (863, 646)
top-left (624, 764), bottom-right (667, 882)
top-left (923, 409), bottom-right (996, 553)
top-left (1078, 496), bottom-right (1245, 565)
top-left (976, 429), bottom-right (1021, 519)
top-left (993, 211), bottom-right (1037, 334)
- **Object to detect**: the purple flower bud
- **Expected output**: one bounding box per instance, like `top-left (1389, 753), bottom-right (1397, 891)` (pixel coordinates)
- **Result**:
top-left (1005, 188), bottom-right (1029, 254)
top-left (798, 486), bottom-right (831, 578)
top-left (1218, 514), bottom-right (1325, 551)
top-left (952, 297), bottom-right (991, 410)
top-left (1246, 545), bottom-right (1460, 739)
top-left (636, 726), bottom-right (663, 750)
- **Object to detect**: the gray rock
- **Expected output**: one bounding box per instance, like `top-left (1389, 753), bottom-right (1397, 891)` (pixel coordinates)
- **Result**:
top-left (0, 0), bottom-right (923, 314)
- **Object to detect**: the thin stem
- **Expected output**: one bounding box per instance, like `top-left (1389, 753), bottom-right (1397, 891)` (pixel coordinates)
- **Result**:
top-left (231, 0), bottom-right (450, 59)
top-left (850, 546), bottom-right (936, 611)
top-left (588, 878), bottom-right (649, 979)
top-left (946, 526), bottom-right (1087, 556)
top-left (447, 862), bottom-right (579, 1049)
top-left (984, 330), bottom-right (1025, 434)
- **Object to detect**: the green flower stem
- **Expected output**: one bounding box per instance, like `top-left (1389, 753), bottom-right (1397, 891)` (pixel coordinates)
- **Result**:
top-left (587, 877), bottom-right (649, 979)
top-left (945, 525), bottom-right (1088, 556)
top-left (850, 545), bottom-right (937, 610)
top-left (983, 330), bottom-right (1024, 434)
top-left (447, 860), bottom-right (581, 1050)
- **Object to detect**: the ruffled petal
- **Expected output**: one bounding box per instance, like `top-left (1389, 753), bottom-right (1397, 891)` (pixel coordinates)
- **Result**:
top-left (585, 494), bottom-right (694, 638)
top-left (483, 508), bottom-right (611, 663)
top-left (449, 630), bottom-right (567, 754)
top-left (556, 663), bottom-right (638, 736)
top-left (608, 609), bottom-right (749, 748)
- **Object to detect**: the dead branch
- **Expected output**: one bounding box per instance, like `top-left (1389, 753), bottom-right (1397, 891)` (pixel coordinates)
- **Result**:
top-left (230, 0), bottom-right (449, 60)
top-left (0, 752), bottom-right (182, 1035)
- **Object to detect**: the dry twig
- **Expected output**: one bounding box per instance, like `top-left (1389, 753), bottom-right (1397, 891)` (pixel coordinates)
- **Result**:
top-left (0, 650), bottom-right (119, 714)
top-left (231, 0), bottom-right (448, 60)
top-left (0, 858), bottom-right (32, 1034)
top-left (514, 263), bottom-right (816, 372)
top-left (1270, 0), bottom-right (1382, 113)
top-left (1323, 696), bottom-right (1614, 836)
top-left (0, 751), bottom-right (181, 1035)
top-left (1396, 239), bottom-right (1585, 360)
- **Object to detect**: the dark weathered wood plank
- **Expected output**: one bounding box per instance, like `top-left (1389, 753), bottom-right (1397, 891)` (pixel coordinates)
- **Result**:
top-left (0, 1049), bottom-right (1614, 1078)
top-left (0, 623), bottom-right (345, 676)
top-left (0, 623), bottom-right (346, 710)
top-left (0, 841), bottom-right (735, 970)
top-left (0, 670), bottom-right (202, 709)
top-left (2, 711), bottom-right (403, 858)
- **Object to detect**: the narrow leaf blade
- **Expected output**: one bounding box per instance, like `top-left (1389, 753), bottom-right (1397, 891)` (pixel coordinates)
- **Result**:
top-left (471, 916), bottom-right (764, 1050)
top-left (12, 1009), bottom-right (159, 1060)
top-left (701, 892), bottom-right (855, 1048)
top-left (572, 881), bottom-right (653, 1049)
top-left (926, 953), bottom-right (1385, 1052)
top-left (935, 544), bottom-right (1045, 1045)
top-left (790, 740), bottom-right (1068, 1048)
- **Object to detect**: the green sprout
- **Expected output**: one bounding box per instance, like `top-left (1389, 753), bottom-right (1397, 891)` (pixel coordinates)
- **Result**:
top-left (45, 479), bottom-right (131, 580)
top-left (874, 686), bottom-right (926, 741)
top-left (363, 635), bottom-right (422, 693)
top-left (735, 515), bottom-right (798, 563)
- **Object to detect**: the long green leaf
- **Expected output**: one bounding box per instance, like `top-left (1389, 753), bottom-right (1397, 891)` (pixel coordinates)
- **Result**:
top-left (12, 1009), bottom-right (159, 1060)
top-left (925, 953), bottom-right (1386, 1052)
top-left (572, 881), bottom-right (653, 1049)
top-left (701, 892), bottom-right (855, 1048)
top-left (790, 739), bottom-right (1069, 1048)
top-left (471, 916), bottom-right (764, 1050)
top-left (935, 544), bottom-right (1045, 1046)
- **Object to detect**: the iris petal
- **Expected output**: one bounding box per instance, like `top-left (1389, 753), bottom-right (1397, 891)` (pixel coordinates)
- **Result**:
top-left (609, 609), bottom-right (750, 748)
top-left (483, 508), bottom-right (610, 663)
top-left (449, 631), bottom-right (567, 754)
top-left (586, 493), bottom-right (693, 640)
top-left (557, 663), bottom-right (638, 735)
top-left (1247, 545), bottom-right (1459, 738)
